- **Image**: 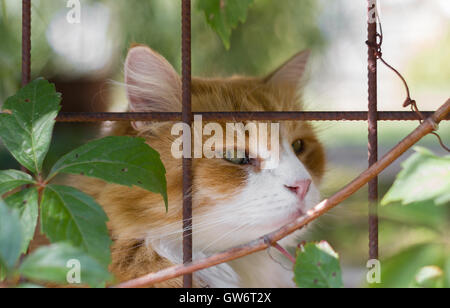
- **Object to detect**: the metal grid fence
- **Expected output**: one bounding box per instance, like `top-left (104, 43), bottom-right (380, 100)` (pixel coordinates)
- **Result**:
top-left (18, 0), bottom-right (450, 288)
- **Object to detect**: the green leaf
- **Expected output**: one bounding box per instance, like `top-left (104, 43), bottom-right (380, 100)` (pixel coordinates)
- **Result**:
top-left (0, 79), bottom-right (61, 174)
top-left (48, 136), bottom-right (168, 210)
top-left (197, 0), bottom-right (253, 49)
top-left (379, 201), bottom-right (447, 231)
top-left (0, 169), bottom-right (35, 196)
top-left (382, 147), bottom-right (450, 207)
top-left (5, 188), bottom-right (39, 254)
top-left (19, 243), bottom-right (111, 287)
top-left (0, 199), bottom-right (23, 271)
top-left (40, 185), bottom-right (111, 266)
top-left (373, 243), bottom-right (444, 288)
top-left (294, 241), bottom-right (343, 288)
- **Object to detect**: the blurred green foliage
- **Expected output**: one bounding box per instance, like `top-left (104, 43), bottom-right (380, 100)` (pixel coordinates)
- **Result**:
top-left (409, 30), bottom-right (450, 90)
top-left (0, 0), bottom-right (325, 101)
top-left (376, 148), bottom-right (450, 288)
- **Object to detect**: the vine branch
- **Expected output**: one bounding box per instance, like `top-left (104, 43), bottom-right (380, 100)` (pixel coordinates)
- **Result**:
top-left (114, 99), bottom-right (450, 288)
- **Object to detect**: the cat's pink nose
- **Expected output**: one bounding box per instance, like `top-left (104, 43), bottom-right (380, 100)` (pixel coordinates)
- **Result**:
top-left (285, 179), bottom-right (312, 201)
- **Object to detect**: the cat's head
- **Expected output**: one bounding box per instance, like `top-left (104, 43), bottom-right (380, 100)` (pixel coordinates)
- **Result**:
top-left (118, 45), bottom-right (325, 253)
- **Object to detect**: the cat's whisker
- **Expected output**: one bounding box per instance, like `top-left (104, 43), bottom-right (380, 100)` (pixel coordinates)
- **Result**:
top-left (199, 222), bottom-right (252, 254)
top-left (148, 216), bottom-right (240, 240)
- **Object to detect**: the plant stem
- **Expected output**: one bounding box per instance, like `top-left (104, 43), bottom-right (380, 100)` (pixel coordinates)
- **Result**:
top-left (273, 243), bottom-right (296, 264)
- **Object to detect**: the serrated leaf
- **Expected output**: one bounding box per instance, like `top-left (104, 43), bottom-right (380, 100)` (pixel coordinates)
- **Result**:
top-left (19, 243), bottom-right (111, 287)
top-left (5, 188), bottom-right (38, 254)
top-left (197, 0), bottom-right (253, 49)
top-left (40, 185), bottom-right (111, 267)
top-left (0, 79), bottom-right (61, 174)
top-left (48, 136), bottom-right (168, 210)
top-left (294, 241), bottom-right (343, 288)
top-left (0, 199), bottom-right (23, 271)
top-left (0, 169), bottom-right (35, 196)
top-left (382, 147), bottom-right (450, 207)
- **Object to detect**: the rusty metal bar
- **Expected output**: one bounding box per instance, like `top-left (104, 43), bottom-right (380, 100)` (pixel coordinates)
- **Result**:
top-left (181, 0), bottom-right (193, 288)
top-left (367, 1), bottom-right (379, 260)
top-left (20, 0), bottom-right (31, 178)
top-left (52, 111), bottom-right (450, 122)
top-left (21, 0), bottom-right (31, 86)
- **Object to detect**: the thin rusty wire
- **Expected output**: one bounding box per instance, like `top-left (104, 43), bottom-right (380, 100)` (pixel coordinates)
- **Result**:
top-left (366, 13), bottom-right (449, 153)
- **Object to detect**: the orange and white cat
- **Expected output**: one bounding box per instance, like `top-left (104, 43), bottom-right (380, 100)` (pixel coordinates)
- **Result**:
top-left (76, 45), bottom-right (325, 288)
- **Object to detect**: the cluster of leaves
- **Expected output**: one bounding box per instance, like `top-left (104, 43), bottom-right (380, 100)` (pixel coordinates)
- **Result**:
top-left (197, 0), bottom-right (254, 50)
top-left (0, 79), bottom-right (167, 287)
top-left (378, 147), bottom-right (450, 288)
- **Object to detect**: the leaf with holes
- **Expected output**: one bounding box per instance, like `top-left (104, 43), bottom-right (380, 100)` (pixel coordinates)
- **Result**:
top-left (0, 199), bottom-right (23, 271)
top-left (5, 188), bottom-right (39, 254)
top-left (19, 243), bottom-right (111, 287)
top-left (294, 241), bottom-right (343, 288)
top-left (48, 136), bottom-right (168, 210)
top-left (0, 79), bottom-right (61, 174)
top-left (197, 0), bottom-right (253, 49)
top-left (40, 185), bottom-right (111, 266)
top-left (0, 169), bottom-right (35, 196)
top-left (382, 147), bottom-right (450, 206)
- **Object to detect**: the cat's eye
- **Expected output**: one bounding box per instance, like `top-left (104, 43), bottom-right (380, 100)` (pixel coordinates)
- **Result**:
top-left (292, 139), bottom-right (305, 155)
top-left (224, 150), bottom-right (251, 165)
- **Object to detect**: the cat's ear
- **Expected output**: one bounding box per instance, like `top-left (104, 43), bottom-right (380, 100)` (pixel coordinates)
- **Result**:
top-left (264, 50), bottom-right (310, 87)
top-left (125, 45), bottom-right (181, 126)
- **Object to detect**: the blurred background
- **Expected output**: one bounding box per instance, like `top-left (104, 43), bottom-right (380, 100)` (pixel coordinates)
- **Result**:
top-left (0, 0), bottom-right (449, 287)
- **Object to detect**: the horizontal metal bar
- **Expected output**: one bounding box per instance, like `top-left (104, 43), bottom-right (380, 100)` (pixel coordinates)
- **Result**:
top-left (53, 111), bottom-right (450, 122)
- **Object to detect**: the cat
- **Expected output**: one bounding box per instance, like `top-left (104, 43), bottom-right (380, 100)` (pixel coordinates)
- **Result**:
top-left (74, 45), bottom-right (326, 288)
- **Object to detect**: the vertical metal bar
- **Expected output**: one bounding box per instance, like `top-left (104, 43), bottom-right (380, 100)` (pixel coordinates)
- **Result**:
top-left (367, 0), bottom-right (379, 260)
top-left (22, 0), bottom-right (31, 87)
top-left (181, 0), bottom-right (193, 288)
top-left (20, 0), bottom-right (31, 179)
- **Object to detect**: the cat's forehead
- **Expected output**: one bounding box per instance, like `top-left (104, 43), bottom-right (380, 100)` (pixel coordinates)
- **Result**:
top-left (191, 77), bottom-right (300, 113)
